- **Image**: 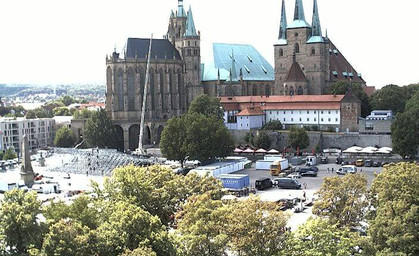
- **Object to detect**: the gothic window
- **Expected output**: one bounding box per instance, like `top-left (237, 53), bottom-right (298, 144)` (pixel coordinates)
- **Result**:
top-left (168, 69), bottom-right (174, 109)
top-left (159, 69), bottom-right (165, 111)
top-left (149, 69), bottom-right (155, 111)
top-left (311, 47), bottom-right (315, 55)
top-left (188, 41), bottom-right (190, 46)
top-left (294, 32), bottom-right (299, 38)
top-left (106, 66), bottom-right (112, 98)
top-left (265, 85), bottom-right (271, 96)
top-left (139, 68), bottom-right (145, 109)
top-left (294, 43), bottom-right (300, 53)
top-left (279, 48), bottom-right (283, 57)
top-left (187, 49), bottom-right (191, 56)
top-left (116, 68), bottom-right (124, 111)
top-left (127, 68), bottom-right (135, 111)
top-left (297, 86), bottom-right (304, 95)
top-left (177, 70), bottom-right (182, 110)
top-left (289, 86), bottom-right (295, 96)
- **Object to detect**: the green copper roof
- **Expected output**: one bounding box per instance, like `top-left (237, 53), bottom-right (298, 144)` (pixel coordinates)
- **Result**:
top-left (185, 6), bottom-right (198, 37)
top-left (278, 0), bottom-right (287, 40)
top-left (288, 0), bottom-right (310, 28)
top-left (307, 36), bottom-right (324, 44)
top-left (202, 43), bottom-right (274, 82)
top-left (177, 0), bottom-right (186, 17)
top-left (311, 0), bottom-right (322, 37)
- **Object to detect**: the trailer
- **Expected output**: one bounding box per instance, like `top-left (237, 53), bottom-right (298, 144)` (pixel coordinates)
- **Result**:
top-left (306, 156), bottom-right (320, 166)
top-left (188, 158), bottom-right (247, 178)
top-left (219, 174), bottom-right (250, 189)
top-left (256, 160), bottom-right (273, 170)
top-left (264, 155), bottom-right (284, 162)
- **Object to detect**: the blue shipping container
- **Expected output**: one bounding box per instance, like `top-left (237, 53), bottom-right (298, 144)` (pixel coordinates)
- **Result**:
top-left (219, 174), bottom-right (250, 189)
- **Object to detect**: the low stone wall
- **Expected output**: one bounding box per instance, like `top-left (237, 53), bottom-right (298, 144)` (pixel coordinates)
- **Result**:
top-left (230, 130), bottom-right (392, 152)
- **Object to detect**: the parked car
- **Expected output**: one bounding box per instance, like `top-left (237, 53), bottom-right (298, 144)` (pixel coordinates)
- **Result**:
top-left (341, 160), bottom-right (349, 166)
top-left (337, 165), bottom-right (357, 175)
top-left (297, 166), bottom-right (318, 177)
top-left (176, 167), bottom-right (193, 176)
top-left (335, 157), bottom-right (343, 164)
top-left (364, 159), bottom-right (373, 167)
top-left (372, 161), bottom-right (381, 167)
top-left (321, 156), bottom-right (328, 164)
top-left (381, 161), bottom-right (390, 167)
top-left (287, 172), bottom-right (301, 179)
top-left (274, 178), bottom-right (301, 189)
top-left (255, 178), bottom-right (273, 190)
top-left (355, 159), bottom-right (364, 167)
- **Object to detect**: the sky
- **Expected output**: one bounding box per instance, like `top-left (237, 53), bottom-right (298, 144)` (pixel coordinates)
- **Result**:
top-left (1, 0), bottom-right (418, 89)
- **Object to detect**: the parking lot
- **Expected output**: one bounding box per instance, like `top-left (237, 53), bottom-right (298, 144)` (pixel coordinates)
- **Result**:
top-left (234, 160), bottom-right (383, 230)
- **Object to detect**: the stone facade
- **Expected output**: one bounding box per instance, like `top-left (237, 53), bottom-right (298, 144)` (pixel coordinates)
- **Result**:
top-left (105, 1), bottom-right (203, 151)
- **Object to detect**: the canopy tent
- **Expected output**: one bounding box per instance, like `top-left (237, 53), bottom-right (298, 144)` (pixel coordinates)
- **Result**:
top-left (255, 148), bottom-right (267, 154)
top-left (343, 147), bottom-right (361, 153)
top-left (267, 149), bottom-right (280, 154)
top-left (376, 148), bottom-right (392, 154)
top-left (379, 147), bottom-right (392, 152)
top-left (360, 147), bottom-right (378, 154)
top-left (233, 148), bottom-right (243, 153)
top-left (242, 148), bottom-right (255, 154)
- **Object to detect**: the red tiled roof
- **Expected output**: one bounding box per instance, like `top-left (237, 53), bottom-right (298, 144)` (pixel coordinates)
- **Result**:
top-left (329, 40), bottom-right (365, 84)
top-left (285, 62), bottom-right (307, 82)
top-left (363, 86), bottom-right (376, 97)
top-left (237, 107), bottom-right (264, 116)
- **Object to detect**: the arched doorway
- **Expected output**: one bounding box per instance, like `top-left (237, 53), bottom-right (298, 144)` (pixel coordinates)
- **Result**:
top-left (143, 125), bottom-right (151, 145)
top-left (114, 125), bottom-right (124, 152)
top-left (128, 124), bottom-right (140, 151)
top-left (156, 125), bottom-right (164, 144)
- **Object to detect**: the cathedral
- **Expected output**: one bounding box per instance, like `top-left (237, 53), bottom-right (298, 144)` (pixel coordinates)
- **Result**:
top-left (274, 0), bottom-right (365, 96)
top-left (105, 0), bottom-right (366, 151)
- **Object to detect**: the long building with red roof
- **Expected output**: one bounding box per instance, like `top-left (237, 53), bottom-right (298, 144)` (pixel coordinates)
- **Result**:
top-left (220, 91), bottom-right (361, 132)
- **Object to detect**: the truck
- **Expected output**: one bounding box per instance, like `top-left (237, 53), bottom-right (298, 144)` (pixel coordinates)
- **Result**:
top-left (270, 159), bottom-right (290, 176)
top-left (219, 174), bottom-right (252, 197)
top-left (306, 156), bottom-right (319, 166)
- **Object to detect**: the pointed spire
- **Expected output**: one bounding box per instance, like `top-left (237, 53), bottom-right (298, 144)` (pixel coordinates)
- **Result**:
top-left (325, 28), bottom-right (328, 38)
top-left (170, 10), bottom-right (175, 19)
top-left (311, 0), bottom-right (322, 37)
top-left (294, 0), bottom-right (306, 21)
top-left (177, 0), bottom-right (186, 17)
top-left (278, 0), bottom-right (287, 40)
top-left (185, 6), bottom-right (198, 37)
top-left (288, 0), bottom-right (310, 29)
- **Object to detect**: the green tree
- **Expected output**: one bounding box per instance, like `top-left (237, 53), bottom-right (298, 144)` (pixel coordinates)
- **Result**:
top-left (286, 218), bottom-right (365, 256)
top-left (0, 190), bottom-right (45, 254)
top-left (160, 116), bottom-right (188, 167)
top-left (3, 147), bottom-right (17, 160)
top-left (25, 107), bottom-right (53, 119)
top-left (121, 247), bottom-right (157, 256)
top-left (328, 81), bottom-right (371, 117)
top-left (288, 126), bottom-right (310, 151)
top-left (54, 126), bottom-right (77, 147)
top-left (226, 197), bottom-right (289, 256)
top-left (84, 108), bottom-right (117, 148)
top-left (253, 131), bottom-right (271, 149)
top-left (188, 94), bottom-right (224, 119)
top-left (73, 108), bottom-right (95, 119)
top-left (25, 110), bottom-right (37, 119)
top-left (176, 193), bottom-right (229, 256)
top-left (391, 91), bottom-right (419, 158)
top-left (313, 173), bottom-right (368, 228)
top-left (262, 120), bottom-right (282, 130)
top-left (52, 107), bottom-right (71, 116)
top-left (368, 162), bottom-right (419, 255)
top-left (370, 84), bottom-right (406, 114)
top-left (183, 113), bottom-right (234, 164)
top-left (60, 95), bottom-right (77, 106)
top-left (41, 220), bottom-right (96, 256)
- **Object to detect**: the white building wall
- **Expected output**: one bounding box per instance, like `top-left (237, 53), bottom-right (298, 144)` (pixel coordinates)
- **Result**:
top-left (0, 118), bottom-right (55, 153)
top-left (237, 116), bottom-right (250, 130)
top-left (264, 109), bottom-right (340, 126)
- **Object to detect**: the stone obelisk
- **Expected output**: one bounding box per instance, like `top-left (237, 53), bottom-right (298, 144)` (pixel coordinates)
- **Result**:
top-left (20, 135), bottom-right (35, 188)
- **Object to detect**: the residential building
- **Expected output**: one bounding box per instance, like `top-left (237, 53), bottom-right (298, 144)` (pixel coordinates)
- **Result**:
top-left (0, 118), bottom-right (55, 153)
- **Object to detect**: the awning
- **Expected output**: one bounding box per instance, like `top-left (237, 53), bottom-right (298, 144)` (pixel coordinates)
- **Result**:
top-left (233, 148), bottom-right (243, 153)
top-left (267, 149), bottom-right (280, 154)
top-left (255, 148), bottom-right (267, 153)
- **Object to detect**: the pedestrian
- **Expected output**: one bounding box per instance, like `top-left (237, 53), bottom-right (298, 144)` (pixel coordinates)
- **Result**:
top-left (360, 168), bottom-right (363, 172)
top-left (331, 167), bottom-right (334, 173)
top-left (327, 167), bottom-right (330, 173)
top-left (303, 191), bottom-right (306, 201)
top-left (303, 182), bottom-right (307, 189)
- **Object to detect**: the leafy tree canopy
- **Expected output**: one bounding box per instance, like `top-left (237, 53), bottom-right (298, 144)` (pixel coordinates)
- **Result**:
top-left (84, 108), bottom-right (117, 148)
top-left (262, 120), bottom-right (282, 130)
top-left (370, 84), bottom-right (406, 114)
top-left (54, 126), bottom-right (77, 148)
top-left (368, 162), bottom-right (419, 255)
top-left (328, 81), bottom-right (371, 117)
top-left (25, 107), bottom-right (53, 119)
top-left (253, 131), bottom-right (271, 149)
top-left (52, 107), bottom-right (71, 116)
top-left (3, 147), bottom-right (17, 160)
top-left (188, 94), bottom-right (224, 119)
top-left (73, 108), bottom-right (95, 119)
top-left (288, 126), bottom-right (310, 150)
top-left (60, 95), bottom-right (77, 106)
top-left (313, 173), bottom-right (368, 228)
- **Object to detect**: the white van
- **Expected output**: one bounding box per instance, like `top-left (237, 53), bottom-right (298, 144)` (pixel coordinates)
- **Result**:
top-left (337, 165), bottom-right (357, 175)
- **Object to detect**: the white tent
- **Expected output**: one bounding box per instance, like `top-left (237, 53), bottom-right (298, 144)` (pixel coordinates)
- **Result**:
top-left (267, 149), bottom-right (280, 154)
top-left (343, 147), bottom-right (361, 153)
top-left (255, 148), bottom-right (268, 154)
top-left (360, 147), bottom-right (378, 154)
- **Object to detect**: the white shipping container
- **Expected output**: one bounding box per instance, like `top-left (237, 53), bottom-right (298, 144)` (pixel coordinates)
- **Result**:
top-left (256, 160), bottom-right (274, 170)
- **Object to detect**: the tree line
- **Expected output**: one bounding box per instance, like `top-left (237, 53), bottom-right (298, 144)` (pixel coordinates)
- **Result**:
top-left (0, 162), bottom-right (417, 255)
